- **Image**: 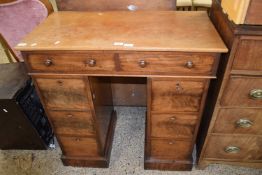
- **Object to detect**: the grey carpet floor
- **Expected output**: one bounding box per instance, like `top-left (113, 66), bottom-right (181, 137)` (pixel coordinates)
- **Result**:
top-left (0, 107), bottom-right (261, 175)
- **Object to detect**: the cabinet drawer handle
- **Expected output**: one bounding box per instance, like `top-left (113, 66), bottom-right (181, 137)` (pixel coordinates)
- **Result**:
top-left (185, 61), bottom-right (194, 69)
top-left (138, 60), bottom-right (146, 68)
top-left (224, 146), bottom-right (240, 153)
top-left (87, 59), bottom-right (96, 67)
top-left (236, 119), bottom-right (253, 128)
top-left (75, 138), bottom-right (81, 142)
top-left (44, 59), bottom-right (52, 66)
top-left (67, 114), bottom-right (73, 118)
top-left (249, 89), bottom-right (262, 99)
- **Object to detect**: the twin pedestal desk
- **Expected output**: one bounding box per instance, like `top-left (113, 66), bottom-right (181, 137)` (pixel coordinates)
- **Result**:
top-left (16, 11), bottom-right (227, 171)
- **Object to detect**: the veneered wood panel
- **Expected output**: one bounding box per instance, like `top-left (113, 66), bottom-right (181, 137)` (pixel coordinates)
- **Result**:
top-left (58, 136), bottom-right (99, 157)
top-left (221, 76), bottom-right (262, 107)
top-left (151, 79), bottom-right (205, 112)
top-left (204, 135), bottom-right (262, 161)
top-left (111, 77), bottom-right (147, 106)
top-left (232, 37), bottom-right (262, 72)
top-left (213, 108), bottom-right (262, 135)
top-left (151, 113), bottom-right (198, 139)
top-left (35, 77), bottom-right (90, 110)
top-left (119, 52), bottom-right (216, 76)
top-left (150, 139), bottom-right (192, 160)
top-left (56, 0), bottom-right (177, 11)
top-left (48, 111), bottom-right (95, 136)
top-left (245, 0), bottom-right (262, 25)
top-left (15, 12), bottom-right (227, 53)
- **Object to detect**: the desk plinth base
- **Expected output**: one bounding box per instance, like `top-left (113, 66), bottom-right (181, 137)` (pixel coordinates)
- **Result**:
top-left (144, 158), bottom-right (193, 171)
top-left (61, 111), bottom-right (117, 168)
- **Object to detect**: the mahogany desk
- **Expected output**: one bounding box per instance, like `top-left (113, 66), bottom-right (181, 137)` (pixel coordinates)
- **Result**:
top-left (16, 11), bottom-right (227, 171)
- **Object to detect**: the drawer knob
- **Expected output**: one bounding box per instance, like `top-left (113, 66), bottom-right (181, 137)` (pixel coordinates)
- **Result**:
top-left (88, 59), bottom-right (96, 67)
top-left (249, 89), bottom-right (262, 99)
top-left (67, 114), bottom-right (73, 118)
top-left (138, 60), bottom-right (146, 68)
top-left (170, 117), bottom-right (176, 122)
top-left (236, 119), bottom-right (253, 128)
top-left (75, 138), bottom-right (81, 142)
top-left (185, 61), bottom-right (194, 69)
top-left (224, 146), bottom-right (240, 154)
top-left (44, 59), bottom-right (52, 66)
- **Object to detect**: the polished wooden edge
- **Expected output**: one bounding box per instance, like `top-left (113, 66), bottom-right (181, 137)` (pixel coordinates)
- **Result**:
top-left (61, 110), bottom-right (117, 168)
top-left (144, 158), bottom-right (193, 171)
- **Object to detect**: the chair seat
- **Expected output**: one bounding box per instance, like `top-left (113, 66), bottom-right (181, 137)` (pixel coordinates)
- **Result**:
top-left (193, 0), bottom-right (212, 7)
top-left (177, 0), bottom-right (192, 7)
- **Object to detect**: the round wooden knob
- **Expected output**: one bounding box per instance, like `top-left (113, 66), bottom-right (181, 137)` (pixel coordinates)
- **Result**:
top-left (44, 59), bottom-right (52, 66)
top-left (88, 59), bottom-right (96, 67)
top-left (185, 61), bottom-right (194, 69)
top-left (139, 60), bottom-right (146, 68)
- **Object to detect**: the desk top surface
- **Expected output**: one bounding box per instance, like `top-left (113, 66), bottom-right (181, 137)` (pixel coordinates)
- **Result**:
top-left (16, 11), bottom-right (227, 53)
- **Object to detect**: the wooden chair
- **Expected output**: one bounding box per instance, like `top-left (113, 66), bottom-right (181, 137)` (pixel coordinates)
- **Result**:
top-left (0, 0), bottom-right (53, 62)
top-left (56, 0), bottom-right (177, 11)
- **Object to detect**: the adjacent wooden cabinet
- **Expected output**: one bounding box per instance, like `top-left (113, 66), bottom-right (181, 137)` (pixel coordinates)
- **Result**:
top-left (16, 11), bottom-right (227, 171)
top-left (197, 0), bottom-right (262, 169)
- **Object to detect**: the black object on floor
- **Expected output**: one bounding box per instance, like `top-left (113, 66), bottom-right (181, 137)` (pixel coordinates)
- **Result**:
top-left (0, 63), bottom-right (54, 150)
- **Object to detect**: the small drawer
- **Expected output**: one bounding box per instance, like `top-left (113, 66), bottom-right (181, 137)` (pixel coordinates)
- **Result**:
top-left (48, 111), bottom-right (95, 136)
top-left (232, 36), bottom-right (262, 72)
top-left (26, 53), bottom-right (116, 73)
top-left (221, 76), bottom-right (262, 107)
top-left (119, 52), bottom-right (216, 75)
top-left (204, 135), bottom-right (262, 161)
top-left (58, 136), bottom-right (99, 157)
top-left (151, 79), bottom-right (206, 112)
top-left (150, 139), bottom-right (192, 160)
top-left (35, 78), bottom-right (90, 110)
top-left (213, 108), bottom-right (262, 135)
top-left (151, 113), bottom-right (198, 139)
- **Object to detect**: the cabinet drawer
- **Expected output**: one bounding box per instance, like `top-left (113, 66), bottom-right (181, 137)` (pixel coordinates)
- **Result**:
top-left (221, 76), bottom-right (262, 107)
top-left (213, 108), bottom-right (262, 135)
top-left (232, 37), bottom-right (262, 72)
top-left (26, 53), bottom-right (115, 73)
top-left (35, 78), bottom-right (90, 110)
top-left (151, 79), bottom-right (205, 112)
top-left (151, 113), bottom-right (198, 139)
top-left (48, 111), bottom-right (95, 136)
top-left (204, 135), bottom-right (262, 161)
top-left (119, 52), bottom-right (216, 75)
top-left (150, 139), bottom-right (192, 160)
top-left (58, 136), bottom-right (99, 157)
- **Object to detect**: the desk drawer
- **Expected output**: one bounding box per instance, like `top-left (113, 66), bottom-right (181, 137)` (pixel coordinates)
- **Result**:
top-left (48, 111), bottom-right (95, 136)
top-left (119, 53), bottom-right (216, 75)
top-left (221, 76), bottom-right (262, 107)
top-left (151, 79), bottom-right (205, 112)
top-left (35, 78), bottom-right (90, 110)
top-left (204, 135), bottom-right (262, 161)
top-left (150, 139), bottom-right (192, 160)
top-left (58, 136), bottom-right (99, 157)
top-left (26, 53), bottom-right (115, 73)
top-left (213, 108), bottom-right (262, 135)
top-left (232, 36), bottom-right (262, 72)
top-left (151, 113), bottom-right (198, 139)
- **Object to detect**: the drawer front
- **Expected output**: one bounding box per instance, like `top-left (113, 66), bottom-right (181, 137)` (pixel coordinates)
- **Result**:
top-left (150, 139), bottom-right (192, 160)
top-left (27, 53), bottom-right (115, 73)
top-left (48, 111), bottom-right (95, 136)
top-left (35, 78), bottom-right (90, 110)
top-left (232, 37), bottom-right (262, 72)
top-left (204, 135), bottom-right (262, 161)
top-left (221, 76), bottom-right (262, 107)
top-left (58, 136), bottom-right (99, 157)
top-left (119, 53), bottom-right (216, 75)
top-left (151, 79), bottom-right (205, 112)
top-left (213, 108), bottom-right (262, 135)
top-left (151, 113), bottom-right (198, 139)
